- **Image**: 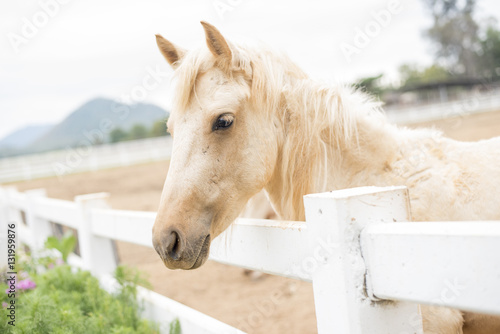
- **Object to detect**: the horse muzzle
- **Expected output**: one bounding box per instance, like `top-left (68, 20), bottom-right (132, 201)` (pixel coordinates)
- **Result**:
top-left (152, 226), bottom-right (211, 270)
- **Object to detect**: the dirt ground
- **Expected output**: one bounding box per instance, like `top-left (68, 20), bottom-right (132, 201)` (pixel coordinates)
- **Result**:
top-left (9, 110), bottom-right (500, 334)
top-left (406, 109), bottom-right (500, 141)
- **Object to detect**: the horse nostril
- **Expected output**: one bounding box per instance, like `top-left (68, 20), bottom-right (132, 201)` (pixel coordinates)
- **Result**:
top-left (166, 230), bottom-right (182, 261)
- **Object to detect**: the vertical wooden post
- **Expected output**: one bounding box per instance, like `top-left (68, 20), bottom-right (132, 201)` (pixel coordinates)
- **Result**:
top-left (75, 192), bottom-right (117, 278)
top-left (304, 186), bottom-right (423, 334)
top-left (25, 189), bottom-right (52, 251)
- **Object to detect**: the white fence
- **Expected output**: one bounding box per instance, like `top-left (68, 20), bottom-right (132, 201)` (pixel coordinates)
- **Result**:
top-left (0, 136), bottom-right (172, 184)
top-left (386, 89), bottom-right (500, 124)
top-left (1, 186), bottom-right (500, 333)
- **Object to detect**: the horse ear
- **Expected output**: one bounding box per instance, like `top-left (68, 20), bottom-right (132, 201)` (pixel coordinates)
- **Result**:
top-left (200, 21), bottom-right (232, 67)
top-left (155, 34), bottom-right (186, 69)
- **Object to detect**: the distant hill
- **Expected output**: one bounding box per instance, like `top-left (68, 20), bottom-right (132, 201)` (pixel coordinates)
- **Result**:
top-left (28, 98), bottom-right (168, 153)
top-left (0, 124), bottom-right (53, 149)
top-left (0, 97), bottom-right (169, 157)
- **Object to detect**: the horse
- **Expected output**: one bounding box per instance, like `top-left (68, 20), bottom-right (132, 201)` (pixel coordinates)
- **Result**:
top-left (152, 22), bottom-right (500, 334)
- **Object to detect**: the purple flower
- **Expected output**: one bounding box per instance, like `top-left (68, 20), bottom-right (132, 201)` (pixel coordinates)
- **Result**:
top-left (17, 279), bottom-right (36, 290)
top-left (56, 258), bottom-right (65, 265)
top-left (2, 302), bottom-right (7, 308)
top-left (48, 263), bottom-right (55, 269)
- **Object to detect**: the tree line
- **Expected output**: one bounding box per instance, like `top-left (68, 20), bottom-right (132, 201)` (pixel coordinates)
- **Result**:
top-left (109, 120), bottom-right (168, 143)
top-left (357, 0), bottom-right (500, 100)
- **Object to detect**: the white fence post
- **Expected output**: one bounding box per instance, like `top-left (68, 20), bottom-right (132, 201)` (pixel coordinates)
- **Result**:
top-left (25, 189), bottom-right (52, 251)
top-left (304, 186), bottom-right (423, 334)
top-left (75, 192), bottom-right (117, 278)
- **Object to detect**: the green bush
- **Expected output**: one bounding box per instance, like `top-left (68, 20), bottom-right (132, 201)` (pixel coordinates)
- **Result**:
top-left (0, 235), bottom-right (180, 333)
top-left (0, 265), bottom-right (160, 334)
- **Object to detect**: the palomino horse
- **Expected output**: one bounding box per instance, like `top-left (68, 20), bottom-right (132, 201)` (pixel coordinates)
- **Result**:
top-left (152, 22), bottom-right (500, 334)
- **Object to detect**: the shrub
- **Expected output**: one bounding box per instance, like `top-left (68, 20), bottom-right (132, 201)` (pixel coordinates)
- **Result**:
top-left (0, 235), bottom-right (180, 333)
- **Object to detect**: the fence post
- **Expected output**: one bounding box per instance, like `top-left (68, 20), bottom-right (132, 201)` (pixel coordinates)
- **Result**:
top-left (304, 186), bottom-right (423, 334)
top-left (75, 192), bottom-right (117, 278)
top-left (25, 189), bottom-right (52, 252)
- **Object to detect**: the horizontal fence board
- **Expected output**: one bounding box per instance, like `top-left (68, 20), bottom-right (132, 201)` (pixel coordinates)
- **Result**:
top-left (210, 219), bottom-right (311, 282)
top-left (89, 209), bottom-right (311, 281)
top-left (137, 286), bottom-right (245, 334)
top-left (33, 197), bottom-right (79, 228)
top-left (362, 221), bottom-right (500, 315)
top-left (5, 191), bottom-right (27, 210)
top-left (0, 137), bottom-right (172, 183)
top-left (386, 90), bottom-right (500, 124)
top-left (90, 209), bottom-right (156, 248)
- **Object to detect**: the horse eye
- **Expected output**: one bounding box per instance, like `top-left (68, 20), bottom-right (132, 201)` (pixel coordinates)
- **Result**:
top-left (213, 114), bottom-right (234, 131)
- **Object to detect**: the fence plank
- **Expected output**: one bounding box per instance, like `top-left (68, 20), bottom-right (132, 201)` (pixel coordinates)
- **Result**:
top-left (210, 219), bottom-right (310, 281)
top-left (362, 221), bottom-right (500, 315)
top-left (32, 197), bottom-right (79, 229)
top-left (0, 136), bottom-right (172, 183)
top-left (137, 286), bottom-right (245, 334)
top-left (4, 187), bottom-right (27, 211)
top-left (90, 208), bottom-right (156, 248)
top-left (90, 209), bottom-right (311, 281)
top-left (304, 186), bottom-right (423, 334)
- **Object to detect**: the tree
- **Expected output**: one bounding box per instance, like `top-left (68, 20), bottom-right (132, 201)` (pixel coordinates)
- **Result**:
top-left (399, 63), bottom-right (450, 87)
top-left (423, 0), bottom-right (481, 77)
top-left (127, 124), bottom-right (148, 140)
top-left (478, 23), bottom-right (500, 79)
top-left (149, 120), bottom-right (168, 137)
top-left (109, 128), bottom-right (128, 143)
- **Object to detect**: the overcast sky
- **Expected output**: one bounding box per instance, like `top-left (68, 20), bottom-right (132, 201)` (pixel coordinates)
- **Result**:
top-left (1, 0), bottom-right (499, 139)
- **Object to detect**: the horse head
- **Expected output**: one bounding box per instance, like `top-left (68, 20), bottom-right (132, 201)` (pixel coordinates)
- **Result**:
top-left (152, 22), bottom-right (281, 270)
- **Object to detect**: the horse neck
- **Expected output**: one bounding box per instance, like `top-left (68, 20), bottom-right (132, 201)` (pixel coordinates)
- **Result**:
top-left (264, 81), bottom-right (400, 221)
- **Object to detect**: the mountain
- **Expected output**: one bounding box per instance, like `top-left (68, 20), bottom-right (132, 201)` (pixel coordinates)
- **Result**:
top-left (0, 124), bottom-right (54, 149)
top-left (28, 98), bottom-right (168, 153)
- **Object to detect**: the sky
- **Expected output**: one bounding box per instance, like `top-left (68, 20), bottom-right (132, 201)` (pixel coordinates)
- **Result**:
top-left (1, 0), bottom-right (499, 139)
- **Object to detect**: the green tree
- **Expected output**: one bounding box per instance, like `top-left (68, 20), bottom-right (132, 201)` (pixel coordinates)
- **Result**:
top-left (423, 0), bottom-right (481, 77)
top-left (109, 127), bottom-right (128, 143)
top-left (149, 120), bottom-right (168, 137)
top-left (128, 124), bottom-right (148, 140)
top-left (478, 24), bottom-right (500, 79)
top-left (399, 63), bottom-right (450, 87)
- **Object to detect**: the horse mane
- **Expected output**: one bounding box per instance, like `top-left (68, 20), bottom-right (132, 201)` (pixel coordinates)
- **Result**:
top-left (172, 43), bottom-right (388, 220)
